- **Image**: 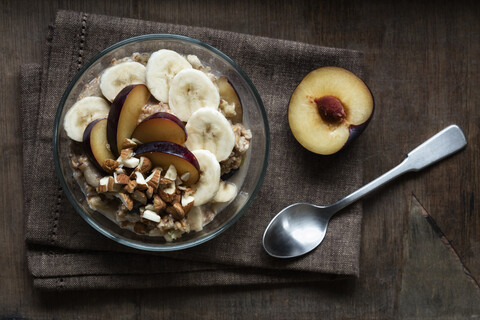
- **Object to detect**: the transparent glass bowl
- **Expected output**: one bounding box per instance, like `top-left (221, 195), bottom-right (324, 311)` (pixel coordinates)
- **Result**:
top-left (53, 34), bottom-right (269, 251)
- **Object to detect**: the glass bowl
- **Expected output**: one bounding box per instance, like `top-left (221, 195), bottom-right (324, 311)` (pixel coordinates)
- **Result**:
top-left (53, 34), bottom-right (269, 251)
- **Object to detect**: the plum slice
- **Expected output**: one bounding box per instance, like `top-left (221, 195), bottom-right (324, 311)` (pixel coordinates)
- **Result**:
top-left (83, 118), bottom-right (115, 172)
top-left (288, 67), bottom-right (374, 155)
top-left (217, 77), bottom-right (243, 124)
top-left (135, 141), bottom-right (200, 186)
top-left (107, 84), bottom-right (151, 157)
top-left (132, 112), bottom-right (187, 145)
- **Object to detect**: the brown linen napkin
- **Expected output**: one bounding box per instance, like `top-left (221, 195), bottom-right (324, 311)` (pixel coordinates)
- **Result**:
top-left (22, 10), bottom-right (365, 290)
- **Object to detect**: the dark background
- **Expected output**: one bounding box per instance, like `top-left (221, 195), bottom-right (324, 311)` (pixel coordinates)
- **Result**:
top-left (1, 0), bottom-right (479, 318)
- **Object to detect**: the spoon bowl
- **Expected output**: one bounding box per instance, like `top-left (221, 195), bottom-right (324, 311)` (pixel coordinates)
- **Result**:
top-left (263, 125), bottom-right (467, 258)
top-left (263, 203), bottom-right (333, 258)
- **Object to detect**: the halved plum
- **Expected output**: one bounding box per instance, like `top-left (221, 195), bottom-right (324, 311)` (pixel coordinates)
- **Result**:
top-left (288, 67), bottom-right (374, 155)
top-left (217, 77), bottom-right (243, 124)
top-left (135, 141), bottom-right (200, 186)
top-left (83, 118), bottom-right (115, 172)
top-left (107, 84), bottom-right (151, 157)
top-left (132, 112), bottom-right (187, 145)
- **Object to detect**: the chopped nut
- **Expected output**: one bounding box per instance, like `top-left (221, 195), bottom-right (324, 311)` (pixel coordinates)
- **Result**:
top-left (115, 167), bottom-right (126, 175)
top-left (145, 185), bottom-right (154, 199)
top-left (121, 157), bottom-right (140, 168)
top-left (184, 187), bottom-right (196, 197)
top-left (131, 138), bottom-right (143, 145)
top-left (159, 182), bottom-right (176, 203)
top-left (124, 180), bottom-right (137, 193)
top-left (135, 156), bottom-right (152, 174)
top-left (114, 173), bottom-right (130, 184)
top-left (180, 172), bottom-right (190, 182)
top-left (164, 164), bottom-right (177, 181)
top-left (132, 190), bottom-right (147, 205)
top-left (121, 138), bottom-right (138, 150)
top-left (141, 209), bottom-right (161, 223)
top-left (145, 168), bottom-right (162, 190)
top-left (172, 193), bottom-right (181, 204)
top-left (97, 176), bottom-right (115, 193)
top-left (181, 194), bottom-right (195, 213)
top-left (145, 204), bottom-right (155, 211)
top-left (120, 148), bottom-right (134, 159)
top-left (153, 195), bottom-right (167, 212)
top-left (135, 171), bottom-right (148, 191)
top-left (114, 193), bottom-right (133, 211)
top-left (102, 159), bottom-right (119, 173)
top-left (159, 177), bottom-right (173, 185)
top-left (166, 202), bottom-right (185, 220)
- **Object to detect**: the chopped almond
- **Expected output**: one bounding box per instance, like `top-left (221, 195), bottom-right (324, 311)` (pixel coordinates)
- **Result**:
top-left (166, 202), bottom-right (185, 220)
top-left (120, 148), bottom-right (134, 159)
top-left (132, 190), bottom-right (147, 205)
top-left (153, 195), bottom-right (167, 212)
top-left (97, 176), bottom-right (115, 193)
top-left (115, 193), bottom-right (133, 211)
top-left (124, 180), bottom-right (137, 193)
top-left (145, 168), bottom-right (162, 190)
top-left (121, 138), bottom-right (138, 150)
top-left (102, 159), bottom-right (119, 173)
top-left (114, 173), bottom-right (130, 185)
top-left (145, 185), bottom-right (154, 199)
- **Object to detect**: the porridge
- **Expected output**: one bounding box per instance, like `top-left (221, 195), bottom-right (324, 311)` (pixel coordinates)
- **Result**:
top-left (63, 49), bottom-right (251, 241)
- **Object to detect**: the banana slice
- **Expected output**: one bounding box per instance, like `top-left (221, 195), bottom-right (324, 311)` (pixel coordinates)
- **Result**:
top-left (186, 206), bottom-right (204, 231)
top-left (185, 108), bottom-right (235, 161)
top-left (168, 69), bottom-right (220, 122)
top-left (146, 49), bottom-right (192, 103)
top-left (191, 150), bottom-right (221, 206)
top-left (212, 181), bottom-right (237, 203)
top-left (100, 61), bottom-right (146, 102)
top-left (63, 96), bottom-right (110, 142)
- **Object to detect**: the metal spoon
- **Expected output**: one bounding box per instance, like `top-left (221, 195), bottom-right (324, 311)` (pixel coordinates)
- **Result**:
top-left (263, 125), bottom-right (467, 258)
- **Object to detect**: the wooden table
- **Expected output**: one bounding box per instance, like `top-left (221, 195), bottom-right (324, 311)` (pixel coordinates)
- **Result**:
top-left (2, 0), bottom-right (479, 318)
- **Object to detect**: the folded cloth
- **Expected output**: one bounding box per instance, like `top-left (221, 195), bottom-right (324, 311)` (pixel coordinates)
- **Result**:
top-left (22, 10), bottom-right (365, 290)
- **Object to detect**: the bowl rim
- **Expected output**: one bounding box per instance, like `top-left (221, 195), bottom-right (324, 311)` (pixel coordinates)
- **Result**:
top-left (52, 34), bottom-right (270, 251)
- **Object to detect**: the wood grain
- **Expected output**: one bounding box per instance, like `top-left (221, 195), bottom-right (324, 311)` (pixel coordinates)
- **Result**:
top-left (1, 0), bottom-right (478, 318)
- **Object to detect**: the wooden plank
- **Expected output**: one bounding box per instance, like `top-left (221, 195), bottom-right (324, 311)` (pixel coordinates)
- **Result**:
top-left (398, 196), bottom-right (480, 318)
top-left (0, 0), bottom-right (478, 318)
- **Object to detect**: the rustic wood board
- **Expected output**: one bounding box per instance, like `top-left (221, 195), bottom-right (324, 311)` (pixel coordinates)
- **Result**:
top-left (1, 0), bottom-right (478, 318)
top-left (398, 196), bottom-right (480, 318)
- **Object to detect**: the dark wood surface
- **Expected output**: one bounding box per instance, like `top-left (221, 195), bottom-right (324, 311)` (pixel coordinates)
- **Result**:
top-left (1, 0), bottom-right (479, 318)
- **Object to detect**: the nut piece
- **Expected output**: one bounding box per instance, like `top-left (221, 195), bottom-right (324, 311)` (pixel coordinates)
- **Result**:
top-left (145, 168), bottom-right (162, 190)
top-left (114, 173), bottom-right (130, 185)
top-left (164, 164), bottom-right (177, 181)
top-left (97, 176), bottom-right (115, 193)
top-left (132, 190), bottom-right (147, 205)
top-left (153, 195), bottom-right (166, 212)
top-left (181, 194), bottom-right (195, 213)
top-left (124, 180), bottom-right (137, 193)
top-left (159, 182), bottom-right (177, 203)
top-left (114, 193), bottom-right (133, 211)
top-left (135, 171), bottom-right (148, 191)
top-left (166, 202), bottom-right (185, 220)
top-left (121, 138), bottom-right (138, 150)
top-left (180, 172), bottom-right (190, 182)
top-left (141, 209), bottom-right (161, 223)
top-left (135, 156), bottom-right (152, 174)
top-left (120, 148), bottom-right (134, 159)
top-left (102, 159), bottom-right (119, 173)
top-left (145, 185), bottom-right (154, 199)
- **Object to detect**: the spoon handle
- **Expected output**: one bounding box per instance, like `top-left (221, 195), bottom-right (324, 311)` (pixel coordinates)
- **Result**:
top-left (330, 125), bottom-right (467, 213)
